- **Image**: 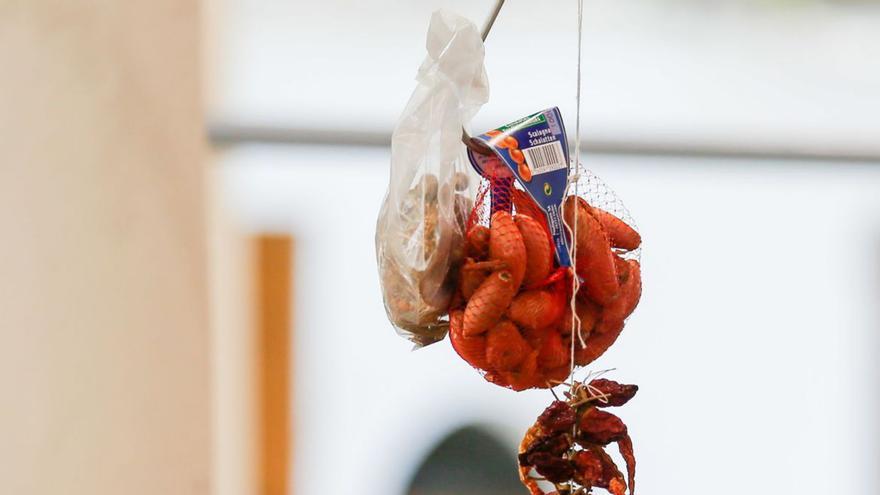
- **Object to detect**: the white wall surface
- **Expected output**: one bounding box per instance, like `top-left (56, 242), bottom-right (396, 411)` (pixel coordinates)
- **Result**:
top-left (206, 0), bottom-right (880, 157)
top-left (207, 1), bottom-right (880, 493)
top-left (218, 144), bottom-right (880, 495)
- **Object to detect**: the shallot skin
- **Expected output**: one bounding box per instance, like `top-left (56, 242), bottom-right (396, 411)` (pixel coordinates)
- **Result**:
top-left (489, 211), bottom-right (527, 289)
top-left (563, 196), bottom-right (619, 306)
top-left (515, 214), bottom-right (553, 287)
top-left (492, 348), bottom-right (541, 392)
top-left (573, 262), bottom-right (640, 367)
top-left (462, 270), bottom-right (517, 337)
top-left (508, 289), bottom-right (565, 332)
top-left (466, 225), bottom-right (491, 259)
top-left (459, 258), bottom-right (506, 299)
top-left (595, 260), bottom-right (642, 336)
top-left (537, 330), bottom-right (569, 370)
top-left (485, 320), bottom-right (530, 371)
top-left (449, 309), bottom-right (489, 370)
top-left (588, 206), bottom-right (641, 251)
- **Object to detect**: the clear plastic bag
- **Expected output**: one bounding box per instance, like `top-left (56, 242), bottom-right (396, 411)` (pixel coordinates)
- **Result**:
top-left (376, 10), bottom-right (490, 347)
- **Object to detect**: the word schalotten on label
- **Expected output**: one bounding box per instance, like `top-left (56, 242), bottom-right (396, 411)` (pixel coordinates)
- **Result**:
top-left (467, 107), bottom-right (572, 267)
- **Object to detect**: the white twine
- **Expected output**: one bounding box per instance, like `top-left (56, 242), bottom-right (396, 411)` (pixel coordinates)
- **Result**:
top-left (563, 0), bottom-right (586, 397)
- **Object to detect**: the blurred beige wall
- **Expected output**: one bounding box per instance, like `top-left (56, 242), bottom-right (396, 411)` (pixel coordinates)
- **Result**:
top-left (0, 1), bottom-right (210, 493)
top-left (208, 173), bottom-right (259, 495)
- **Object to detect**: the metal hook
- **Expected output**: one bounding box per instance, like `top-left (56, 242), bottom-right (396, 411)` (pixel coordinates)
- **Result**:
top-left (462, 0), bottom-right (506, 156)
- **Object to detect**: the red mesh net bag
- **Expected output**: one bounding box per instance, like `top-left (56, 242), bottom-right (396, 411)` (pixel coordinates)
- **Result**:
top-left (563, 168), bottom-right (642, 369)
top-left (449, 162), bottom-right (569, 391)
top-left (448, 160), bottom-right (642, 391)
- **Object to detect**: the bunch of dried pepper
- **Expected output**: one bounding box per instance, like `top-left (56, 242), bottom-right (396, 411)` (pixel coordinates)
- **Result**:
top-left (519, 378), bottom-right (639, 495)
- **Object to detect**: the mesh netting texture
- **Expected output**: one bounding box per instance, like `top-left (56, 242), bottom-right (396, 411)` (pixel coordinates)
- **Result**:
top-left (449, 165), bottom-right (642, 390)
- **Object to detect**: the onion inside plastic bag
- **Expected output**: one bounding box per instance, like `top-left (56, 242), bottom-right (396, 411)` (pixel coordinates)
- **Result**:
top-left (376, 10), bottom-right (490, 347)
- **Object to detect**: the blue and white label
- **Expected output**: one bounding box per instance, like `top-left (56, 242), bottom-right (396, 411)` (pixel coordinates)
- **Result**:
top-left (467, 107), bottom-right (572, 267)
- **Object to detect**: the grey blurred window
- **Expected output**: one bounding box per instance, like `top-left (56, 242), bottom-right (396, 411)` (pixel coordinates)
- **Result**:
top-left (407, 426), bottom-right (521, 495)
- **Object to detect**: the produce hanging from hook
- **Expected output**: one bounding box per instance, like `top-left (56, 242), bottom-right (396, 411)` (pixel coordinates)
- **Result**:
top-left (376, 4), bottom-right (647, 491)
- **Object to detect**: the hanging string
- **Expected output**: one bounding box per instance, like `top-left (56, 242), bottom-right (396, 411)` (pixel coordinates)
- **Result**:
top-left (564, 0), bottom-right (586, 396)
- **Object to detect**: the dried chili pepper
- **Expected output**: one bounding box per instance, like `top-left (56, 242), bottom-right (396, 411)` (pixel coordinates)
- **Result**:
top-left (527, 452), bottom-right (575, 484)
top-left (537, 400), bottom-right (576, 434)
top-left (519, 432), bottom-right (572, 463)
top-left (577, 409), bottom-right (628, 446)
top-left (588, 378), bottom-right (639, 408)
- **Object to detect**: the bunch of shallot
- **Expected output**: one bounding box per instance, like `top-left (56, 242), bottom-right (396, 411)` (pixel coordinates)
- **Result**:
top-left (447, 188), bottom-right (642, 391)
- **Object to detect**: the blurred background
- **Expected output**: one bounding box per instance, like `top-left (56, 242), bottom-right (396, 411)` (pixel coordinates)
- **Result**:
top-left (2, 0), bottom-right (879, 494)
